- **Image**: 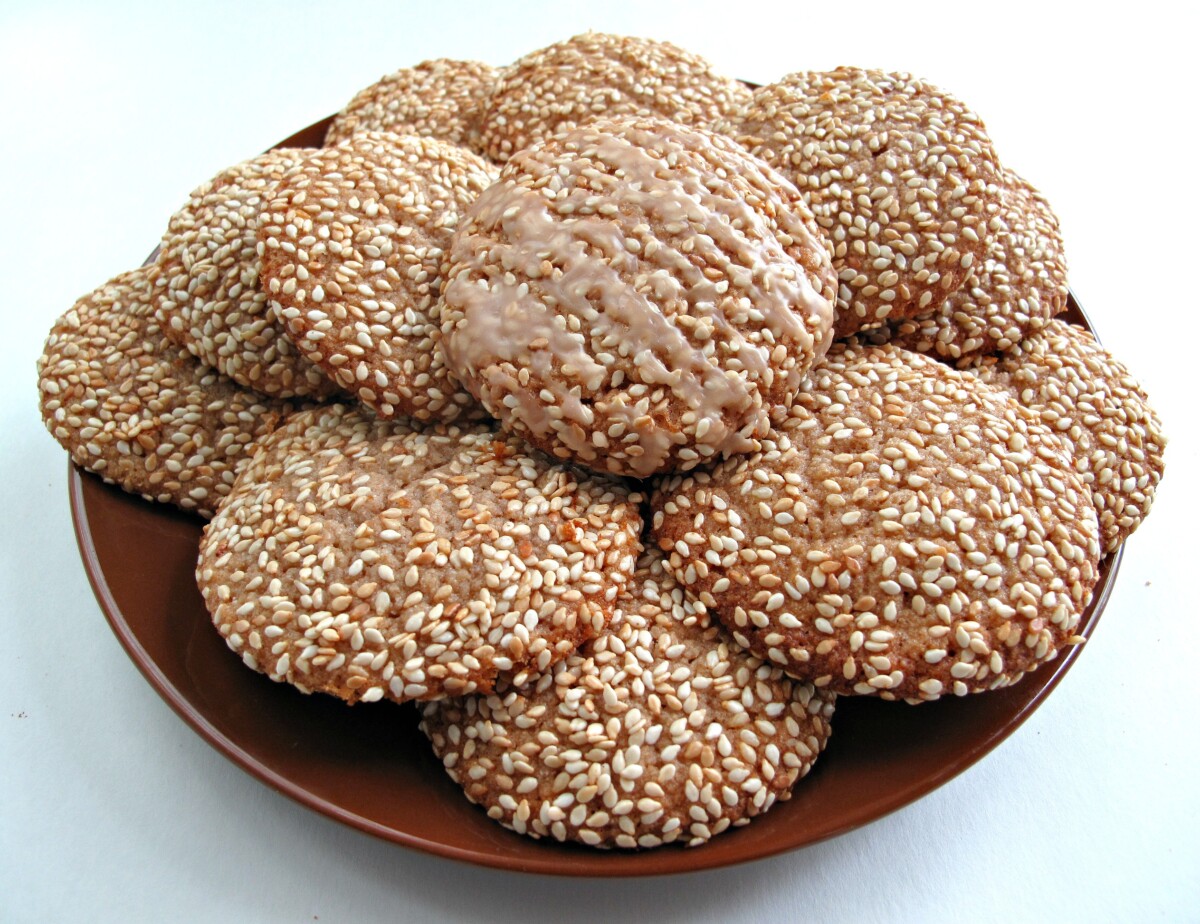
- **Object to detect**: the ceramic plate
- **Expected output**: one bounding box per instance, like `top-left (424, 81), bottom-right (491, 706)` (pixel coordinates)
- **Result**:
top-left (68, 115), bottom-right (1121, 876)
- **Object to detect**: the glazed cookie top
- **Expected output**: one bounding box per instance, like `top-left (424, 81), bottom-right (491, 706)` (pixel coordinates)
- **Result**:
top-left (325, 58), bottom-right (501, 152)
top-left (38, 265), bottom-right (307, 518)
top-left (420, 549), bottom-right (835, 849)
top-left (198, 404), bottom-right (643, 704)
top-left (257, 132), bottom-right (496, 421)
top-left (439, 117), bottom-right (838, 478)
top-left (156, 149), bottom-right (340, 399)
top-left (867, 169), bottom-right (1069, 363)
top-left (653, 343), bottom-right (1101, 702)
top-left (730, 68), bottom-right (1002, 338)
top-left (478, 32), bottom-right (751, 163)
top-left (971, 320), bottom-right (1166, 552)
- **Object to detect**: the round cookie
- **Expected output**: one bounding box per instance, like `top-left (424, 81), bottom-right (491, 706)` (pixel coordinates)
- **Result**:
top-left (257, 132), bottom-right (497, 421)
top-left (439, 117), bottom-right (838, 478)
top-left (38, 265), bottom-right (308, 518)
top-left (729, 68), bottom-right (1003, 338)
top-left (863, 169), bottom-right (1069, 363)
top-left (478, 32), bottom-right (751, 163)
top-left (198, 403), bottom-right (643, 704)
top-left (652, 342), bottom-right (1101, 702)
top-left (156, 150), bottom-right (341, 399)
top-left (420, 549), bottom-right (835, 849)
top-left (971, 320), bottom-right (1166, 553)
top-left (325, 58), bottom-right (501, 152)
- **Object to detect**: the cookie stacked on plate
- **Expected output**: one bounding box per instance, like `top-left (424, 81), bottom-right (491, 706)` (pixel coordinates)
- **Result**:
top-left (38, 31), bottom-right (1166, 851)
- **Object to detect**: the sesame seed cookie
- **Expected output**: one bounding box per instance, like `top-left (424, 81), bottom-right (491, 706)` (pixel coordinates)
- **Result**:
top-left (198, 403), bottom-right (643, 704)
top-left (257, 132), bottom-right (497, 421)
top-left (439, 117), bottom-right (838, 479)
top-left (729, 68), bottom-right (1003, 339)
top-left (420, 549), bottom-right (835, 849)
top-left (860, 169), bottom-right (1069, 363)
top-left (325, 58), bottom-right (501, 152)
top-left (478, 32), bottom-right (751, 163)
top-left (652, 343), bottom-right (1101, 702)
top-left (970, 320), bottom-right (1166, 553)
top-left (38, 266), bottom-right (307, 518)
top-left (156, 150), bottom-right (342, 399)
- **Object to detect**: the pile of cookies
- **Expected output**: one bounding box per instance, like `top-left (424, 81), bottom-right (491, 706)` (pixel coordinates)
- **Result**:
top-left (38, 33), bottom-right (1166, 851)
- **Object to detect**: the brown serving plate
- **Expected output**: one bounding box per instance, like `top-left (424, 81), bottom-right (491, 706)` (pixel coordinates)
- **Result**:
top-left (68, 115), bottom-right (1121, 877)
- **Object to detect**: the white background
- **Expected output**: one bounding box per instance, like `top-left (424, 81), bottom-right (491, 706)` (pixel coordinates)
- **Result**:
top-left (2, 2), bottom-right (1196, 920)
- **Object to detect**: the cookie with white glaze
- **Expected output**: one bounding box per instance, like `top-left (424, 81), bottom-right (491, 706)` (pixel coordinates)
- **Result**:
top-left (440, 117), bottom-right (837, 478)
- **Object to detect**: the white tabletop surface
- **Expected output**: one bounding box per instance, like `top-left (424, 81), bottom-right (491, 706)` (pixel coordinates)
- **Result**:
top-left (2, 2), bottom-right (1196, 921)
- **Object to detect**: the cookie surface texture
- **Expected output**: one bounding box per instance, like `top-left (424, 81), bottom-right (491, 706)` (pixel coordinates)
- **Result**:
top-left (325, 58), bottom-right (500, 152)
top-left (653, 343), bottom-right (1101, 702)
top-left (156, 150), bottom-right (340, 399)
top-left (478, 32), bottom-right (751, 163)
top-left (870, 169), bottom-right (1069, 362)
top-left (257, 132), bottom-right (496, 421)
top-left (38, 266), bottom-right (306, 517)
top-left (198, 404), bottom-right (643, 704)
top-left (420, 549), bottom-right (835, 848)
top-left (440, 117), bottom-right (837, 478)
top-left (972, 320), bottom-right (1166, 552)
top-left (731, 68), bottom-right (1002, 338)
